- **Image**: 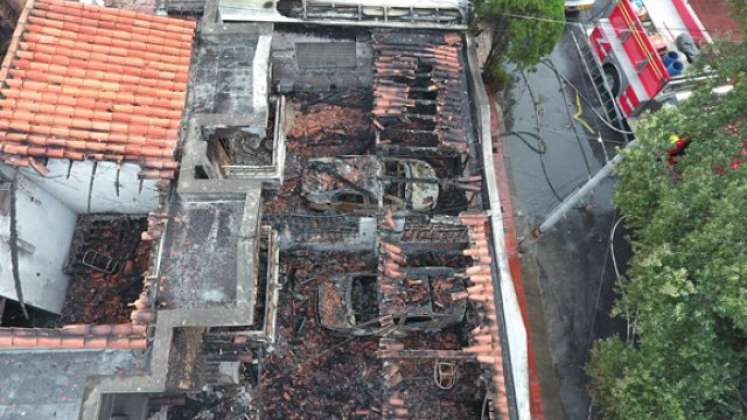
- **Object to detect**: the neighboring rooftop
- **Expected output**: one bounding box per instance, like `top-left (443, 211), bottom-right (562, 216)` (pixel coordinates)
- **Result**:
top-left (0, 0), bottom-right (196, 178)
top-left (218, 0), bottom-right (469, 29)
top-left (0, 349), bottom-right (148, 419)
top-left (689, 0), bottom-right (743, 42)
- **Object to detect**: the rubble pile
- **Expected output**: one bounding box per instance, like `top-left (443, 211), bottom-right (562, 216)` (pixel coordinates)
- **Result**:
top-left (259, 251), bottom-right (383, 419)
top-left (287, 102), bottom-right (373, 158)
top-left (375, 215), bottom-right (486, 418)
top-left (400, 329), bottom-right (462, 351)
top-left (393, 359), bottom-right (485, 418)
top-left (212, 128), bottom-right (274, 166)
top-left (288, 103), bottom-right (370, 140)
top-left (262, 176), bottom-right (304, 214)
top-left (60, 216), bottom-right (150, 325)
top-left (167, 387), bottom-right (256, 420)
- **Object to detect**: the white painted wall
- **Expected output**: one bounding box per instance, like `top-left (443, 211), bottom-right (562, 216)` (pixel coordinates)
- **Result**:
top-left (0, 157), bottom-right (162, 314)
top-left (0, 168), bottom-right (77, 314)
top-left (20, 160), bottom-right (160, 214)
top-left (254, 34), bottom-right (272, 117)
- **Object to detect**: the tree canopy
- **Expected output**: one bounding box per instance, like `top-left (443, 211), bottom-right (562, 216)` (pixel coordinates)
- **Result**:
top-left (587, 19), bottom-right (747, 420)
top-left (474, 0), bottom-right (565, 74)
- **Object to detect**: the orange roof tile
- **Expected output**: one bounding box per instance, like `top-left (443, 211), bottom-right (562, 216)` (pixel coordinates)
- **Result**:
top-left (0, 323), bottom-right (148, 350)
top-left (0, 0), bottom-right (196, 178)
top-left (458, 211), bottom-right (511, 419)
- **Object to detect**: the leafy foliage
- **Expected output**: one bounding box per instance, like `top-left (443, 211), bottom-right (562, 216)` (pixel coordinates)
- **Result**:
top-left (474, 0), bottom-right (565, 75)
top-left (588, 36), bottom-right (747, 419)
top-left (727, 0), bottom-right (747, 29)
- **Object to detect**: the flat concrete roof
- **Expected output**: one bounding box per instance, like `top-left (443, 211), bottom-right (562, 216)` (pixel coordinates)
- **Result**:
top-left (0, 350), bottom-right (147, 420)
top-left (158, 199), bottom-right (247, 309)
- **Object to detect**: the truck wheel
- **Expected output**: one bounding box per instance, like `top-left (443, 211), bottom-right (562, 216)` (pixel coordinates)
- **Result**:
top-left (602, 63), bottom-right (621, 97)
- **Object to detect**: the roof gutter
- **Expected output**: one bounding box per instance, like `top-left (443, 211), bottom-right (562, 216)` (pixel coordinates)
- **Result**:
top-left (464, 34), bottom-right (530, 420)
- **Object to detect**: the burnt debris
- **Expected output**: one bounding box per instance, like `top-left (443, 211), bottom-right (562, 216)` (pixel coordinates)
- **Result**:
top-left (239, 26), bottom-right (502, 420)
top-left (0, 10), bottom-right (514, 418)
top-left (61, 215), bottom-right (150, 325)
top-left (372, 31), bottom-right (471, 154)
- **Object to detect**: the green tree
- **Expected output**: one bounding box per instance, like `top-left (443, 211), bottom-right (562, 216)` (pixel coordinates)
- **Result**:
top-left (474, 0), bottom-right (565, 77)
top-left (588, 25), bottom-right (747, 420)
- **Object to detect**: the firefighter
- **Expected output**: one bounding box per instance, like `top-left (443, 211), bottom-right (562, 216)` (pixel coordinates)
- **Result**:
top-left (667, 133), bottom-right (691, 166)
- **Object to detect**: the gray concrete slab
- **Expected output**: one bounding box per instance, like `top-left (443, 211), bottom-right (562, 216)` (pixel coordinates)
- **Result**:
top-left (159, 199), bottom-right (245, 308)
top-left (0, 350), bottom-right (147, 420)
top-left (190, 35), bottom-right (258, 115)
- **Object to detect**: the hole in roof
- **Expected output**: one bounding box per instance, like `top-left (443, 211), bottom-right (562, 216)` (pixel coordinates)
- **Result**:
top-left (194, 165), bottom-right (209, 179)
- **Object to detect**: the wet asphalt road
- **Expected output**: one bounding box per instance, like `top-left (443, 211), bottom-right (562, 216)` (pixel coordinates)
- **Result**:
top-left (497, 2), bottom-right (632, 419)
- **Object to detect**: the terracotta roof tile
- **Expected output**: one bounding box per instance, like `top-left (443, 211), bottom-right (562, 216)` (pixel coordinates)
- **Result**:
top-left (0, 0), bottom-right (195, 178)
top-left (458, 212), bottom-right (511, 419)
top-left (0, 323), bottom-right (149, 350)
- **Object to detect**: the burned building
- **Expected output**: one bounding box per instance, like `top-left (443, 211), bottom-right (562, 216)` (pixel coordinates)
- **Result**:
top-left (0, 0), bottom-right (531, 419)
top-left (218, 0), bottom-right (470, 29)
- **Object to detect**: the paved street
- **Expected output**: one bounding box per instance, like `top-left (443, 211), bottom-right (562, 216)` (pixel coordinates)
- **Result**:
top-left (496, 3), bottom-right (633, 418)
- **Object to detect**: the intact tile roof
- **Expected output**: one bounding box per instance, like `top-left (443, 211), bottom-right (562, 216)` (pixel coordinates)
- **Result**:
top-left (0, 323), bottom-right (147, 350)
top-left (0, 289), bottom-right (154, 350)
top-left (0, 0), bottom-right (196, 178)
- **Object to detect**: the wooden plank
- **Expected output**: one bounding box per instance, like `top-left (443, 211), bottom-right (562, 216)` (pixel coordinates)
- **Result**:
top-left (377, 349), bottom-right (477, 360)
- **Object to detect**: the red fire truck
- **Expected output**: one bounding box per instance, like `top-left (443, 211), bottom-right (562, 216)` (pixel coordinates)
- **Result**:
top-left (573, 0), bottom-right (739, 135)
top-left (537, 0), bottom-right (742, 235)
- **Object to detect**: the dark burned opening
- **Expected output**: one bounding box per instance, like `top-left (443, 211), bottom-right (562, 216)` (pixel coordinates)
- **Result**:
top-left (407, 249), bottom-right (472, 269)
top-left (0, 299), bottom-right (57, 327)
top-left (164, 0), bottom-right (205, 17)
top-left (336, 191), bottom-right (365, 205)
top-left (203, 330), bottom-right (261, 386)
top-left (207, 127), bottom-right (274, 167)
top-left (254, 227), bottom-right (271, 328)
top-left (194, 165), bottom-right (209, 179)
top-left (275, 0), bottom-right (299, 17)
top-left (351, 274), bottom-right (378, 324)
top-left (411, 62), bottom-right (437, 115)
top-left (404, 316), bottom-right (430, 325)
top-left (384, 160), bottom-right (407, 200)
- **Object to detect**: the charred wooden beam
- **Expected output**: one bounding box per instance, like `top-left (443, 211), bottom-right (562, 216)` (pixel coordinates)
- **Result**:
top-left (376, 349), bottom-right (478, 360)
